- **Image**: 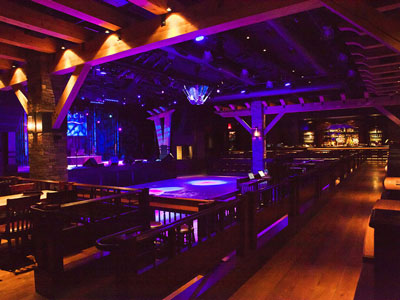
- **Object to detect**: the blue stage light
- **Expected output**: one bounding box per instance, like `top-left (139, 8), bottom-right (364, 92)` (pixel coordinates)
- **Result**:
top-left (195, 35), bottom-right (205, 42)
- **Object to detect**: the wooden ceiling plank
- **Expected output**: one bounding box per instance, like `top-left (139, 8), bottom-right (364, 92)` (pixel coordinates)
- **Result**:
top-left (32, 0), bottom-right (128, 31)
top-left (0, 0), bottom-right (91, 43)
top-left (0, 58), bottom-right (12, 70)
top-left (0, 43), bottom-right (26, 62)
top-left (0, 23), bottom-right (57, 53)
top-left (52, 64), bottom-right (91, 129)
top-left (321, 0), bottom-right (400, 53)
top-left (127, 0), bottom-right (168, 15)
top-left (52, 0), bottom-right (322, 74)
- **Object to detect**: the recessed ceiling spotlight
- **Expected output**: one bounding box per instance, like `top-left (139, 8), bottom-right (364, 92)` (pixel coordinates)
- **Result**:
top-left (12, 64), bottom-right (16, 68)
top-left (263, 48), bottom-right (267, 52)
top-left (216, 89), bottom-right (221, 93)
top-left (284, 82), bottom-right (291, 87)
top-left (246, 36), bottom-right (250, 40)
top-left (161, 90), bottom-right (165, 94)
top-left (173, 100), bottom-right (177, 104)
top-left (166, 7), bottom-right (172, 12)
top-left (308, 81), bottom-right (312, 84)
top-left (105, 30), bottom-right (110, 34)
top-left (241, 90), bottom-right (246, 94)
top-left (137, 95), bottom-right (141, 98)
top-left (61, 46), bottom-right (66, 50)
top-left (292, 69), bottom-right (295, 73)
top-left (301, 75), bottom-right (304, 78)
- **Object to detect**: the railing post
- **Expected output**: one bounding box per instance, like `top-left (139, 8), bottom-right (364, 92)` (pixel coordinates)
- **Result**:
top-left (197, 202), bottom-right (214, 241)
top-left (288, 176), bottom-right (299, 223)
top-left (168, 228), bottom-right (177, 258)
top-left (139, 188), bottom-right (150, 230)
top-left (32, 205), bottom-right (64, 298)
top-left (237, 194), bottom-right (249, 257)
top-left (248, 191), bottom-right (258, 250)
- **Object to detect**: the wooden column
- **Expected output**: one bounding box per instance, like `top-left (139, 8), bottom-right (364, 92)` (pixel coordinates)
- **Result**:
top-left (251, 101), bottom-right (265, 173)
top-left (26, 54), bottom-right (68, 181)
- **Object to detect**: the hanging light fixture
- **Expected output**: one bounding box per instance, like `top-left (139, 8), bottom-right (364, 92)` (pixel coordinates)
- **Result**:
top-left (182, 85), bottom-right (212, 105)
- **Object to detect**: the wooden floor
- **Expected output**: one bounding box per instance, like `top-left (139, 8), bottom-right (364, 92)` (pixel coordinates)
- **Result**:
top-left (230, 163), bottom-right (385, 300)
top-left (0, 163), bottom-right (385, 300)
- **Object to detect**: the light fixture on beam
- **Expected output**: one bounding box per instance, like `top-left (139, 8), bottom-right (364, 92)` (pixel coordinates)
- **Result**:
top-left (27, 112), bottom-right (52, 134)
top-left (252, 127), bottom-right (261, 138)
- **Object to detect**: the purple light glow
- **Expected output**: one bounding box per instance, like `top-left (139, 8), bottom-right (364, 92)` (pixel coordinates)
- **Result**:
top-left (96, 120), bottom-right (100, 124)
top-left (322, 184), bottom-right (330, 191)
top-left (149, 187), bottom-right (184, 196)
top-left (188, 180), bottom-right (228, 186)
top-left (118, 127), bottom-right (122, 132)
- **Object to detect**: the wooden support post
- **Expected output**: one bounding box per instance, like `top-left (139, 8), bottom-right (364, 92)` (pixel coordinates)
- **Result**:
top-left (12, 85), bottom-right (28, 114)
top-left (32, 206), bottom-right (64, 298)
top-left (234, 116), bottom-right (252, 134)
top-left (375, 105), bottom-right (400, 127)
top-left (52, 63), bottom-right (91, 129)
top-left (251, 101), bottom-right (265, 173)
top-left (264, 112), bottom-right (284, 136)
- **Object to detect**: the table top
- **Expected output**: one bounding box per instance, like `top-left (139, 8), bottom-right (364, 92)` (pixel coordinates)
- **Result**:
top-left (0, 190), bottom-right (57, 207)
top-left (373, 199), bottom-right (400, 212)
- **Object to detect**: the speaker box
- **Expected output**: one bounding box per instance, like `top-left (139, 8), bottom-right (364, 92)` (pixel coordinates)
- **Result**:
top-left (83, 158), bottom-right (98, 167)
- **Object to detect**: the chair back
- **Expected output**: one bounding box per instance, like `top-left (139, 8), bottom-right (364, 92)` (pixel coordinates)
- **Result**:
top-left (9, 183), bottom-right (36, 194)
top-left (46, 190), bottom-right (77, 204)
top-left (5, 194), bottom-right (41, 237)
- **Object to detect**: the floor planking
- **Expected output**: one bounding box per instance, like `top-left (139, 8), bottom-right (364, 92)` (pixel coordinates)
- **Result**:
top-left (0, 163), bottom-right (385, 300)
top-left (230, 162), bottom-right (385, 300)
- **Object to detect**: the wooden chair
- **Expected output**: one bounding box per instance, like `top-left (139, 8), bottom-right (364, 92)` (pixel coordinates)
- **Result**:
top-left (0, 194), bottom-right (41, 255)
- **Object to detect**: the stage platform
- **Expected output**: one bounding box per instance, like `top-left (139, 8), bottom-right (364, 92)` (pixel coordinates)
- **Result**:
top-left (129, 175), bottom-right (240, 200)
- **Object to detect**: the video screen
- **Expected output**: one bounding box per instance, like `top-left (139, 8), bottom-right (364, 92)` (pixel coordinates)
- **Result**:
top-left (67, 112), bottom-right (87, 136)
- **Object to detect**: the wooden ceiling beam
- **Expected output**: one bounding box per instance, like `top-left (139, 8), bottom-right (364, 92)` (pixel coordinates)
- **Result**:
top-left (51, 0), bottom-right (322, 75)
top-left (0, 43), bottom-right (26, 62)
top-left (216, 96), bottom-right (400, 117)
top-left (127, 0), bottom-right (168, 15)
top-left (0, 0), bottom-right (91, 43)
top-left (0, 23), bottom-right (57, 53)
top-left (321, 0), bottom-right (400, 53)
top-left (31, 0), bottom-right (129, 31)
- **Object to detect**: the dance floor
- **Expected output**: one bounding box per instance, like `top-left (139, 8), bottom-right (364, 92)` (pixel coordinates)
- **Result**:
top-left (129, 175), bottom-right (240, 200)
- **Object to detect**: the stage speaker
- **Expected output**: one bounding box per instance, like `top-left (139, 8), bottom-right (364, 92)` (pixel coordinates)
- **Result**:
top-left (83, 158), bottom-right (98, 167)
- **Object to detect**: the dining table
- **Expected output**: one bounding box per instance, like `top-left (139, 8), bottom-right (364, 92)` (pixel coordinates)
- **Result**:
top-left (0, 190), bottom-right (58, 210)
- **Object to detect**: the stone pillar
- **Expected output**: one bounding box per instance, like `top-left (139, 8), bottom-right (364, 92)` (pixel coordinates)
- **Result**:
top-left (27, 54), bottom-right (68, 181)
top-left (251, 101), bottom-right (265, 173)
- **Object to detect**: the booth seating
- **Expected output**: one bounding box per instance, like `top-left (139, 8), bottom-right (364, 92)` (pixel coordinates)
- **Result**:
top-left (369, 199), bottom-right (400, 266)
